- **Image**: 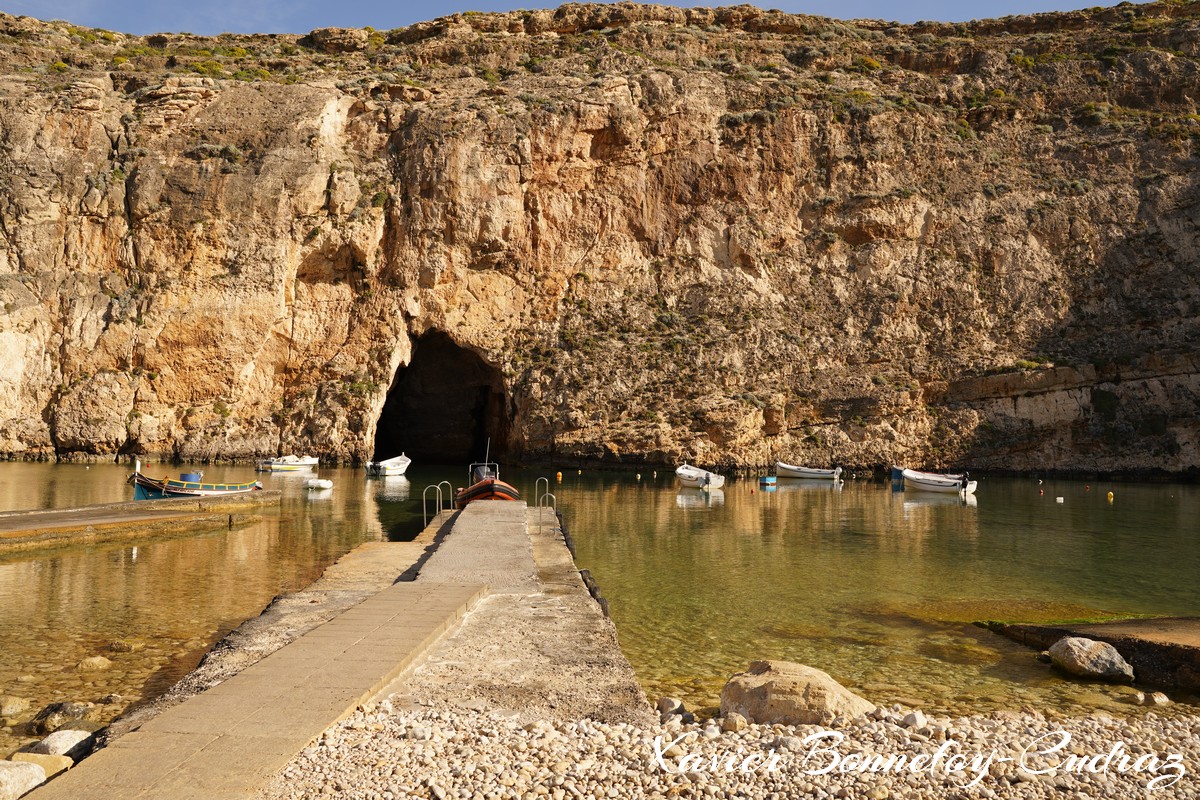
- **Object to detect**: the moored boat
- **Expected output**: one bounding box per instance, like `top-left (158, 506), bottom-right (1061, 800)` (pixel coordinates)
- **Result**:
top-left (775, 462), bottom-right (843, 480)
top-left (900, 467), bottom-right (977, 495)
top-left (256, 455), bottom-right (318, 472)
top-left (675, 463), bottom-right (726, 489)
top-left (365, 453), bottom-right (411, 477)
top-left (129, 462), bottom-right (262, 500)
top-left (455, 461), bottom-right (521, 506)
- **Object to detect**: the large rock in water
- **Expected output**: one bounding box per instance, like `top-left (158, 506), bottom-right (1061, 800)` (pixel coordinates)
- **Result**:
top-left (1048, 637), bottom-right (1135, 682)
top-left (720, 660), bottom-right (875, 725)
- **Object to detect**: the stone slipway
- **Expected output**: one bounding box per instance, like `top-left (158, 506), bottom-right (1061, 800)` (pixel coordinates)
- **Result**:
top-left (990, 617), bottom-right (1200, 691)
top-left (377, 505), bottom-right (653, 727)
top-left (27, 501), bottom-right (650, 800)
top-left (0, 493), bottom-right (282, 554)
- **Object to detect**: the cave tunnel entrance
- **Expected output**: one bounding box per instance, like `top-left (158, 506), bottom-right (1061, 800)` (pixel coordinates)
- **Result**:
top-left (372, 331), bottom-right (510, 465)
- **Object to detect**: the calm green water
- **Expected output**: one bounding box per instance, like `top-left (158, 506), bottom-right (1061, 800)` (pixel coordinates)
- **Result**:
top-left (560, 472), bottom-right (1200, 718)
top-left (0, 464), bottom-right (1196, 754)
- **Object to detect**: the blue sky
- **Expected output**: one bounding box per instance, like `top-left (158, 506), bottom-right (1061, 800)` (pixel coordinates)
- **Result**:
top-left (1, 0), bottom-right (1142, 36)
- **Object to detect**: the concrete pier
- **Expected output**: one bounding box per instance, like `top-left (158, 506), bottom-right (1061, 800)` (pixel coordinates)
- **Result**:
top-left (23, 500), bottom-right (648, 800)
top-left (991, 618), bottom-right (1200, 692)
top-left (0, 493), bottom-right (281, 554)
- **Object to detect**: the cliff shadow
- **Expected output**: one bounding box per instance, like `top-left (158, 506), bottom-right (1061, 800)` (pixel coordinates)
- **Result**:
top-left (953, 163), bottom-right (1200, 475)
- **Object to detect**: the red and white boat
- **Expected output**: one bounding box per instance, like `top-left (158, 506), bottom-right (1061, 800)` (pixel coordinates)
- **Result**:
top-left (455, 461), bottom-right (521, 506)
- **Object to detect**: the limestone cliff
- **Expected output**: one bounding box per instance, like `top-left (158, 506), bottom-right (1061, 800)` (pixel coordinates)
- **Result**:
top-left (0, 2), bottom-right (1198, 473)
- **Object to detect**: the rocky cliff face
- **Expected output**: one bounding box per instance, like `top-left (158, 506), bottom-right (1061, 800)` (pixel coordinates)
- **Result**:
top-left (0, 2), bottom-right (1198, 472)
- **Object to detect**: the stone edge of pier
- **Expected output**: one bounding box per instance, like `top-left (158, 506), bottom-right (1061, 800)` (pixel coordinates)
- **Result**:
top-left (0, 492), bottom-right (282, 555)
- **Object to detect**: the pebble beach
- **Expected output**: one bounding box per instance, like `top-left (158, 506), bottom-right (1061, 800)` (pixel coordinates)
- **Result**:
top-left (260, 701), bottom-right (1199, 799)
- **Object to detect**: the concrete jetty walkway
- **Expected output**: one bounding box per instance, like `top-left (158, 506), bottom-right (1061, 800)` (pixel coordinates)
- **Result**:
top-left (24, 500), bottom-right (649, 800)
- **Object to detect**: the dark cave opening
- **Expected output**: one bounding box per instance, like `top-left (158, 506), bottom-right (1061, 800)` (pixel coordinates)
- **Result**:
top-left (372, 331), bottom-right (509, 465)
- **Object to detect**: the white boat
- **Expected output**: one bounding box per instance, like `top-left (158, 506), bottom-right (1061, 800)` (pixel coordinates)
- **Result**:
top-left (675, 463), bottom-right (726, 489)
top-left (365, 453), bottom-right (411, 477)
top-left (304, 478), bottom-right (333, 490)
top-left (776, 462), bottom-right (843, 480)
top-left (901, 467), bottom-right (977, 495)
top-left (256, 455), bottom-right (318, 472)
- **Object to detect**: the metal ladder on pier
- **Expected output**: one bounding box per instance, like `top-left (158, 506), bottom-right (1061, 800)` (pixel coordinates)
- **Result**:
top-left (421, 480), bottom-right (454, 527)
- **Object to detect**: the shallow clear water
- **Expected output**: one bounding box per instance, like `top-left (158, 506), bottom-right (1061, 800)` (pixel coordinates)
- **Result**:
top-left (0, 464), bottom-right (1196, 753)
top-left (0, 461), bottom-right (466, 752)
top-left (561, 472), bottom-right (1200, 718)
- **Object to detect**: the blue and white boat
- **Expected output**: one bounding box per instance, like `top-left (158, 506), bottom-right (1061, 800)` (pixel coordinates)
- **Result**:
top-left (129, 461), bottom-right (262, 500)
top-left (776, 462), bottom-right (842, 480)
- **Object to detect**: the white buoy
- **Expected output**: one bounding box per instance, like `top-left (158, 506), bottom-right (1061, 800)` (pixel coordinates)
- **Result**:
top-left (1056, 497), bottom-right (1064, 503)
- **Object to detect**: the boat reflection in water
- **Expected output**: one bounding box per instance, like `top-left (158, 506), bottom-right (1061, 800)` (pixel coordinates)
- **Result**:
top-left (374, 475), bottom-right (411, 503)
top-left (676, 488), bottom-right (725, 508)
top-left (902, 492), bottom-right (978, 510)
top-left (772, 479), bottom-right (844, 493)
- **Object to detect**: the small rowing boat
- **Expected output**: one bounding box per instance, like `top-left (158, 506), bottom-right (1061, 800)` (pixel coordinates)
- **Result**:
top-left (256, 455), bottom-right (318, 472)
top-left (775, 462), bottom-right (843, 480)
top-left (365, 453), bottom-right (411, 477)
top-left (675, 463), bottom-right (726, 489)
top-left (129, 461), bottom-right (262, 500)
top-left (900, 467), bottom-right (977, 495)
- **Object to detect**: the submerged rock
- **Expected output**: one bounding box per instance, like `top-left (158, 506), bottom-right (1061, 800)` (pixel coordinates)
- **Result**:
top-left (1048, 637), bottom-right (1135, 683)
top-left (720, 660), bottom-right (875, 726)
top-left (29, 702), bottom-right (95, 735)
top-left (76, 656), bottom-right (113, 672)
top-left (0, 697), bottom-right (29, 719)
